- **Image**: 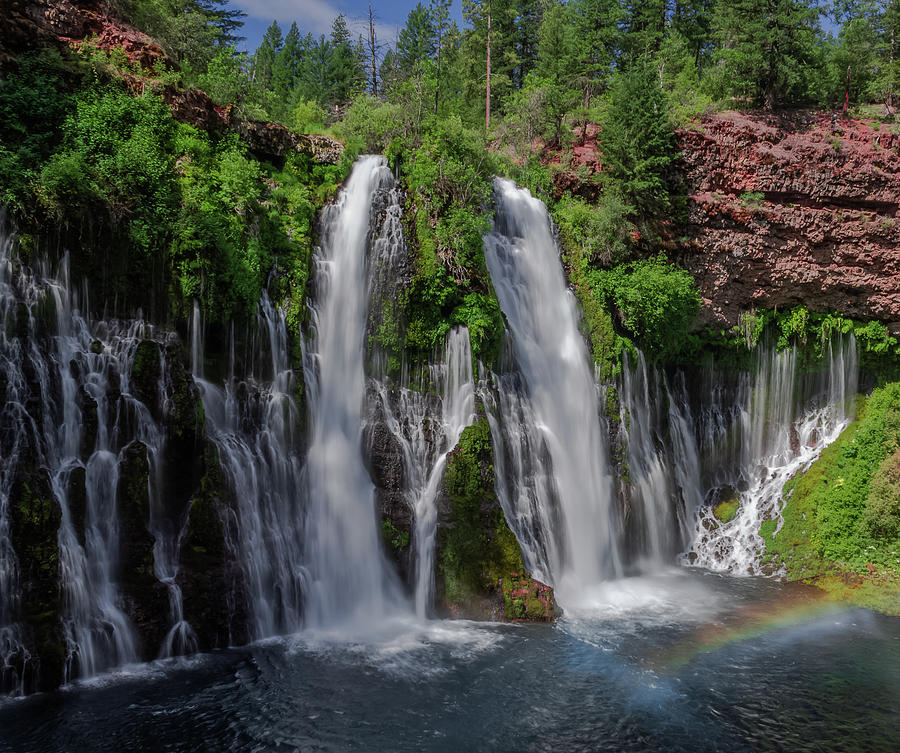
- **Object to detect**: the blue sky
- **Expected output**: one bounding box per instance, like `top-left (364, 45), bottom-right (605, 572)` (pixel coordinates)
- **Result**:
top-left (230, 0), bottom-right (465, 53)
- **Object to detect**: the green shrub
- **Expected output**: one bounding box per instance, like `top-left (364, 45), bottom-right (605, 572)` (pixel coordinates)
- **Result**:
top-left (587, 256), bottom-right (701, 360)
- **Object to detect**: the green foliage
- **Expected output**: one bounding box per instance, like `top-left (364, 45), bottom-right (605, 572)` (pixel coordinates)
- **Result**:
top-left (0, 50), bottom-right (343, 329)
top-left (387, 116), bottom-right (504, 368)
top-left (706, 0), bottom-right (821, 109)
top-left (597, 62), bottom-right (680, 219)
top-left (763, 384), bottom-right (900, 586)
top-left (679, 307), bottom-right (900, 378)
top-left (334, 96), bottom-right (402, 155)
top-left (555, 194), bottom-right (635, 268)
top-left (440, 417), bottom-right (525, 603)
top-left (863, 448), bottom-right (900, 540)
top-left (587, 257), bottom-right (701, 360)
top-left (382, 518), bottom-right (410, 552)
top-left (291, 98), bottom-right (328, 133)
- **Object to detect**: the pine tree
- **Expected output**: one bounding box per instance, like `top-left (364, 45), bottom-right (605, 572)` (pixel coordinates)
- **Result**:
top-left (431, 0), bottom-right (452, 111)
top-left (252, 20), bottom-right (284, 88)
top-left (599, 62), bottom-right (678, 216)
top-left (571, 0), bottom-right (623, 106)
top-left (397, 3), bottom-right (436, 76)
top-left (620, 0), bottom-right (668, 63)
top-left (711, 0), bottom-right (820, 109)
top-left (327, 15), bottom-right (365, 108)
top-left (531, 0), bottom-right (580, 143)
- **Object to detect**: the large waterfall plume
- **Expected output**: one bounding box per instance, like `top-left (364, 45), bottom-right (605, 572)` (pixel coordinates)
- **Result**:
top-left (302, 155), bottom-right (407, 629)
top-left (484, 179), bottom-right (622, 606)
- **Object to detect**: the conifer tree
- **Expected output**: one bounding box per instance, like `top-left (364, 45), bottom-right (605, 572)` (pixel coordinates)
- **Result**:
top-left (252, 20), bottom-right (284, 88)
top-left (397, 3), bottom-right (436, 76)
top-left (711, 0), bottom-right (820, 108)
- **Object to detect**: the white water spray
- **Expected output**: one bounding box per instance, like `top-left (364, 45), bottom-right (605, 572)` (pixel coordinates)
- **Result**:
top-left (484, 179), bottom-right (621, 604)
top-left (302, 156), bottom-right (406, 629)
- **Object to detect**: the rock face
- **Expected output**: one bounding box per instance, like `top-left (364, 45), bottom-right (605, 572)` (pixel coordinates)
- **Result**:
top-left (676, 111), bottom-right (900, 330)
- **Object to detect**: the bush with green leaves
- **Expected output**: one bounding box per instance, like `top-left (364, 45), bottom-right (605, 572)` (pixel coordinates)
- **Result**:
top-left (0, 51), bottom-right (345, 330)
top-left (587, 256), bottom-right (701, 361)
top-left (555, 194), bottom-right (635, 269)
top-left (390, 116), bottom-right (504, 368)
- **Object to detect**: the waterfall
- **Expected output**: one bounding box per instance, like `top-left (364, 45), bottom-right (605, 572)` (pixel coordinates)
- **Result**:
top-left (482, 373), bottom-right (558, 585)
top-left (1, 221), bottom-right (32, 693)
top-left (618, 352), bottom-right (701, 564)
top-left (688, 335), bottom-right (858, 572)
top-left (196, 293), bottom-right (306, 639)
top-left (302, 155), bottom-right (406, 629)
top-left (370, 327), bottom-right (475, 618)
top-left (484, 179), bottom-right (621, 604)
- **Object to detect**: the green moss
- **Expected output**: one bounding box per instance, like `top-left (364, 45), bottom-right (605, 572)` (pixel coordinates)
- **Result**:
top-left (437, 416), bottom-right (557, 620)
top-left (713, 493), bottom-right (740, 524)
top-left (9, 466), bottom-right (64, 691)
top-left (382, 518), bottom-right (410, 552)
top-left (130, 340), bottom-right (161, 409)
top-left (760, 384), bottom-right (900, 613)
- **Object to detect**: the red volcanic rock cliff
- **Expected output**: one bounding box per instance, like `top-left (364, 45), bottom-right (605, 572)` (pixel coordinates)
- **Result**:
top-left (676, 112), bottom-right (900, 331)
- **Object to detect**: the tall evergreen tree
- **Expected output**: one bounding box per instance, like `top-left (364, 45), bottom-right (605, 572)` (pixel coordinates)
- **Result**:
top-left (599, 62), bottom-right (679, 217)
top-left (620, 0), bottom-right (668, 64)
top-left (431, 0), bottom-right (452, 111)
top-left (397, 3), bottom-right (436, 76)
top-left (252, 20), bottom-right (284, 88)
top-left (531, 0), bottom-right (580, 143)
top-left (711, 0), bottom-right (821, 108)
top-left (327, 15), bottom-right (365, 107)
top-left (571, 0), bottom-right (623, 106)
top-left (272, 22), bottom-right (303, 103)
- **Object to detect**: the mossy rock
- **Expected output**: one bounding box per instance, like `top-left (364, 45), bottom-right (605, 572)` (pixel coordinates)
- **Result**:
top-left (66, 465), bottom-right (87, 546)
top-left (713, 487), bottom-right (740, 524)
top-left (130, 340), bottom-right (161, 414)
top-left (78, 387), bottom-right (98, 460)
top-left (436, 415), bottom-right (559, 622)
top-left (179, 442), bottom-right (249, 649)
top-left (117, 440), bottom-right (168, 659)
top-left (9, 465), bottom-right (64, 692)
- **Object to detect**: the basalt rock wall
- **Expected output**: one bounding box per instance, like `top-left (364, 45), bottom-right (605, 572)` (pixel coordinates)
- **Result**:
top-left (676, 111), bottom-right (900, 331)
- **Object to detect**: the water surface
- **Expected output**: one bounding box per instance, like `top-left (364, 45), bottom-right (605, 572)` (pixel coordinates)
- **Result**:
top-left (2, 571), bottom-right (897, 753)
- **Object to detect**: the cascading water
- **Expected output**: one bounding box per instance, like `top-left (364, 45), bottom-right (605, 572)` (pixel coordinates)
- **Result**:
top-left (618, 352), bottom-right (702, 564)
top-left (481, 372), bottom-right (559, 585)
top-left (0, 223), bottom-right (208, 688)
top-left (484, 179), bottom-right (621, 604)
top-left (302, 155), bottom-right (406, 629)
top-left (688, 335), bottom-right (858, 572)
top-left (195, 293), bottom-right (306, 639)
top-left (371, 327), bottom-right (475, 618)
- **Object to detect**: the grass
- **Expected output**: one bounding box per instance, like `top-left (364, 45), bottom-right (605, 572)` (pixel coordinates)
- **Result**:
top-left (759, 384), bottom-right (900, 614)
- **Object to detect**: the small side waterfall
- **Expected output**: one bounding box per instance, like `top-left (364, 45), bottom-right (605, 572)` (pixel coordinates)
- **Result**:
top-left (195, 294), bottom-right (306, 639)
top-left (688, 335), bottom-right (858, 572)
top-left (484, 179), bottom-right (621, 604)
top-left (302, 155), bottom-right (406, 629)
top-left (371, 327), bottom-right (475, 618)
top-left (618, 352), bottom-right (702, 564)
top-left (0, 226), bottom-right (208, 688)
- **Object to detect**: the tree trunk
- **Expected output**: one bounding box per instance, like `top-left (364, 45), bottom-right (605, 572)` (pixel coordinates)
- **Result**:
top-left (368, 2), bottom-right (378, 97)
top-left (486, 0), bottom-right (492, 132)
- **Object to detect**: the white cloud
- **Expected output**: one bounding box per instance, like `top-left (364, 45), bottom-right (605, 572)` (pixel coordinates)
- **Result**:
top-left (237, 0), bottom-right (398, 44)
